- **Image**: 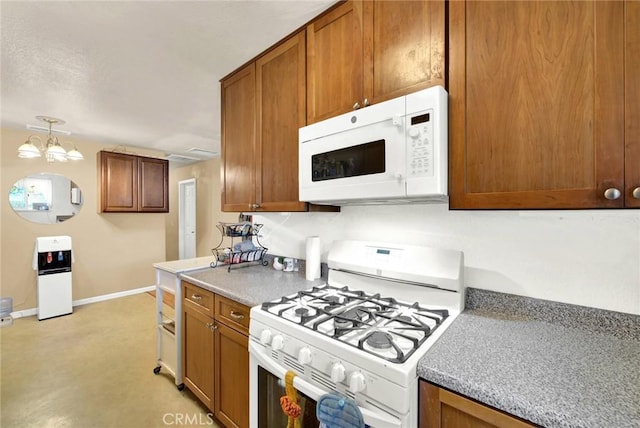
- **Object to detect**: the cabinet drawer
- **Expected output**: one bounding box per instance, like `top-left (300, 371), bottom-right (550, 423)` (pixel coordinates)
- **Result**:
top-left (183, 281), bottom-right (214, 316)
top-left (215, 295), bottom-right (250, 334)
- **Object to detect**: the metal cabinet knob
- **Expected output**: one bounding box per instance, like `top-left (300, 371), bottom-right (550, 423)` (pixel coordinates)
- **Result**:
top-left (633, 187), bottom-right (640, 199)
top-left (363, 98), bottom-right (370, 107)
top-left (603, 188), bottom-right (622, 200)
top-left (353, 102), bottom-right (361, 110)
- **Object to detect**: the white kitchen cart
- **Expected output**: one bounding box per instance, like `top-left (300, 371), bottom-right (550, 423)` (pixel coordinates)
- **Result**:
top-left (152, 257), bottom-right (217, 390)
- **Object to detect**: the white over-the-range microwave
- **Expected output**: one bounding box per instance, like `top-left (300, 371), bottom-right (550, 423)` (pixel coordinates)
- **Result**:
top-left (299, 85), bottom-right (448, 205)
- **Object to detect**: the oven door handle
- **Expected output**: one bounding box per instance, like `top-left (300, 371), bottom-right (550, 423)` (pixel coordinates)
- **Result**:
top-left (250, 341), bottom-right (402, 428)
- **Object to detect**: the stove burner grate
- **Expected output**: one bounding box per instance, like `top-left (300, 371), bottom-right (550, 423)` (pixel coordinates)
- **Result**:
top-left (261, 284), bottom-right (449, 364)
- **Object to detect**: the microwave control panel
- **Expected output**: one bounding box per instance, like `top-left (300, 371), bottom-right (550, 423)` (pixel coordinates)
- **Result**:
top-left (406, 109), bottom-right (434, 177)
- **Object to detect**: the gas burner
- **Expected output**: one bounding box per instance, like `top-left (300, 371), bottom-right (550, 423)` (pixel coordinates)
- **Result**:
top-left (366, 331), bottom-right (393, 349)
top-left (295, 307), bottom-right (310, 317)
top-left (323, 302), bottom-right (342, 312)
top-left (325, 295), bottom-right (340, 304)
top-left (395, 315), bottom-right (412, 323)
top-left (334, 306), bottom-right (372, 330)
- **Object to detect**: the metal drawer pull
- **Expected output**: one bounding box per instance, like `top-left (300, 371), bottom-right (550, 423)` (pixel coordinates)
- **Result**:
top-left (633, 187), bottom-right (640, 199)
top-left (191, 294), bottom-right (202, 301)
top-left (229, 311), bottom-right (245, 320)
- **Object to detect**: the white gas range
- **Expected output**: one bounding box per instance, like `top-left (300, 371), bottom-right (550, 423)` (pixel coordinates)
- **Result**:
top-left (249, 240), bottom-right (464, 427)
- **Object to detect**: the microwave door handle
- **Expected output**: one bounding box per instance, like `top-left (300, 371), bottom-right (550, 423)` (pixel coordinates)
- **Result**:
top-left (249, 341), bottom-right (401, 428)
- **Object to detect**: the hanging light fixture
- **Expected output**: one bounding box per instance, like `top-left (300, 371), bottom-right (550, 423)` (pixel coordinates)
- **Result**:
top-left (17, 116), bottom-right (84, 162)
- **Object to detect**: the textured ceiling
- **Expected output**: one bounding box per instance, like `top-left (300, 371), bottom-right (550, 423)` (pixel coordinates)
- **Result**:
top-left (1, 0), bottom-right (335, 162)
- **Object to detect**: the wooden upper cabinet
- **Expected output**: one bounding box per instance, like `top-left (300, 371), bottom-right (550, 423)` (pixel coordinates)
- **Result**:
top-left (99, 151), bottom-right (137, 212)
top-left (256, 31), bottom-right (307, 212)
top-left (449, 1), bottom-right (630, 209)
top-left (222, 30), bottom-right (320, 213)
top-left (307, 1), bottom-right (364, 124)
top-left (306, 0), bottom-right (445, 124)
top-left (221, 63), bottom-right (256, 212)
top-left (363, 0), bottom-right (445, 105)
top-left (98, 151), bottom-right (168, 213)
top-left (626, 1), bottom-right (640, 208)
top-left (139, 157), bottom-right (169, 211)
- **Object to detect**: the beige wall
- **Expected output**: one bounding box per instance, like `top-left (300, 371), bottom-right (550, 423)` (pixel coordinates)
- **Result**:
top-left (1, 128), bottom-right (167, 312)
top-left (166, 159), bottom-right (237, 261)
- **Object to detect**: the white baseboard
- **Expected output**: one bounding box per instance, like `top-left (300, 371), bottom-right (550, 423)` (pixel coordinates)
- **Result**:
top-left (10, 285), bottom-right (156, 319)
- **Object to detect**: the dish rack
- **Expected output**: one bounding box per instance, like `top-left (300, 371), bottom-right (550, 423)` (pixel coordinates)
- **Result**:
top-left (211, 222), bottom-right (269, 271)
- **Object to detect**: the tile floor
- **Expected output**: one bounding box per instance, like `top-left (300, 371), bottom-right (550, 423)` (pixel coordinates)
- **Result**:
top-left (0, 293), bottom-right (219, 428)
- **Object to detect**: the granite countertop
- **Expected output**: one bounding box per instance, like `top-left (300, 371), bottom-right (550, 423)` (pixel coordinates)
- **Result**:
top-left (417, 288), bottom-right (640, 428)
top-left (180, 263), bottom-right (325, 307)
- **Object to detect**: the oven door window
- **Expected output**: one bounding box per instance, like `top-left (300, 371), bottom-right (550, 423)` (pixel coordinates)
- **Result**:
top-left (311, 140), bottom-right (385, 182)
top-left (257, 366), bottom-right (320, 427)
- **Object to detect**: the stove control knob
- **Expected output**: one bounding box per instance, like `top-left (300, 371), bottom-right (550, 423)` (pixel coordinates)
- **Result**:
top-left (349, 372), bottom-right (366, 393)
top-left (259, 329), bottom-right (272, 345)
top-left (330, 363), bottom-right (346, 383)
top-left (298, 347), bottom-right (312, 365)
top-left (271, 335), bottom-right (284, 351)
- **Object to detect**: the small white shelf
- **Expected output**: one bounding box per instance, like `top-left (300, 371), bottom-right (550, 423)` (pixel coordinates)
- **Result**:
top-left (152, 258), bottom-right (215, 390)
top-left (153, 268), bottom-right (184, 390)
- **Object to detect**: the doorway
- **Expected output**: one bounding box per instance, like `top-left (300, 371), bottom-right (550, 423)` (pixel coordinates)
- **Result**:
top-left (178, 178), bottom-right (196, 259)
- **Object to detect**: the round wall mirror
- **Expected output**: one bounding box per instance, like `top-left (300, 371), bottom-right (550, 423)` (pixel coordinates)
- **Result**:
top-left (9, 173), bottom-right (83, 224)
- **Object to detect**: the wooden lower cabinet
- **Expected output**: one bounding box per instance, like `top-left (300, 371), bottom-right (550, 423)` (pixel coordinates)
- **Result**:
top-left (419, 381), bottom-right (536, 428)
top-left (214, 322), bottom-right (249, 428)
top-left (182, 281), bottom-right (250, 428)
top-left (183, 300), bottom-right (215, 410)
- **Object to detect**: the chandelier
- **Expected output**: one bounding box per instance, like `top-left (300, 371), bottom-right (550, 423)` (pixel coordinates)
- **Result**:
top-left (17, 116), bottom-right (84, 162)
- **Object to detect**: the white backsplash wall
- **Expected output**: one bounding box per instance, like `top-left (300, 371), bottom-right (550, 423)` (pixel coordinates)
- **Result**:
top-left (253, 204), bottom-right (640, 315)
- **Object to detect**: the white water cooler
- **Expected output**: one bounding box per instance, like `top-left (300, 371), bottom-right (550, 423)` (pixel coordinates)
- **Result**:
top-left (33, 236), bottom-right (73, 320)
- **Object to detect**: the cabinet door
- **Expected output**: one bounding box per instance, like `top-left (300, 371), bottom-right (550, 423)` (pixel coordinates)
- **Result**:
top-left (419, 381), bottom-right (535, 428)
top-left (363, 0), bottom-right (445, 105)
top-left (626, 1), bottom-right (640, 208)
top-left (214, 322), bottom-right (249, 428)
top-left (307, 0), bottom-right (363, 124)
top-left (183, 302), bottom-right (214, 411)
top-left (256, 31), bottom-right (308, 212)
top-left (449, 1), bottom-right (625, 209)
top-left (99, 151), bottom-right (138, 212)
top-left (139, 157), bottom-right (169, 212)
top-left (222, 63), bottom-right (256, 212)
